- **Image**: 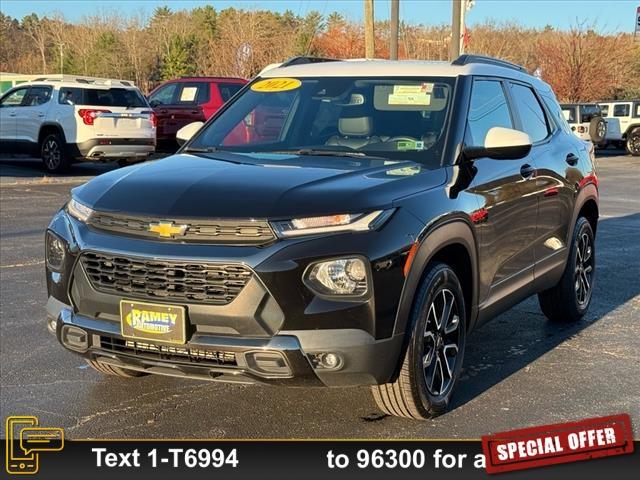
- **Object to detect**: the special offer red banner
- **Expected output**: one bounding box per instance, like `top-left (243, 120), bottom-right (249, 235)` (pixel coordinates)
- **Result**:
top-left (482, 414), bottom-right (634, 474)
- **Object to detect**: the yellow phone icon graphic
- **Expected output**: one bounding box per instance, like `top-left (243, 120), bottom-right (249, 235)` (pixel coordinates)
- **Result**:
top-left (6, 416), bottom-right (39, 475)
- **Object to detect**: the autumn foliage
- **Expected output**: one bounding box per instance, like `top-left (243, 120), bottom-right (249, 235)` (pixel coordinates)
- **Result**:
top-left (1, 7), bottom-right (638, 101)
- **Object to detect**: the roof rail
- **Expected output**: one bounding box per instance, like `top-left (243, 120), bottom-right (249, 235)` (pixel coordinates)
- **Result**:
top-left (30, 74), bottom-right (133, 86)
top-left (452, 54), bottom-right (527, 73)
top-left (279, 56), bottom-right (341, 68)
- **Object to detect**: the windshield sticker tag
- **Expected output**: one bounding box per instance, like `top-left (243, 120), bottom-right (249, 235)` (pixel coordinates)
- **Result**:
top-left (251, 78), bottom-right (301, 93)
top-left (388, 93), bottom-right (431, 106)
top-left (180, 86), bottom-right (198, 101)
top-left (393, 84), bottom-right (434, 94)
top-left (397, 140), bottom-right (425, 151)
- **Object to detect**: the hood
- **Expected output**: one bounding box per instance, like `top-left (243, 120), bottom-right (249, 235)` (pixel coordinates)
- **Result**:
top-left (74, 153), bottom-right (447, 219)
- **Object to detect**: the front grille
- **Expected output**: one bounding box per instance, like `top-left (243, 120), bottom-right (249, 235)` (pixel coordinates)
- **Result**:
top-left (88, 212), bottom-right (275, 245)
top-left (81, 252), bottom-right (252, 305)
top-left (100, 336), bottom-right (237, 366)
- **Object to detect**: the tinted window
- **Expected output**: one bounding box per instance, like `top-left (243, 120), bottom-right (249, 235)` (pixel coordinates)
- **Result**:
top-left (82, 88), bottom-right (147, 108)
top-left (510, 84), bottom-right (549, 142)
top-left (580, 105), bottom-right (601, 123)
top-left (24, 86), bottom-right (52, 106)
top-left (218, 83), bottom-right (244, 102)
top-left (176, 83), bottom-right (209, 104)
top-left (148, 83), bottom-right (177, 106)
top-left (613, 104), bottom-right (630, 117)
top-left (58, 87), bottom-right (83, 105)
top-left (466, 80), bottom-right (513, 146)
top-left (1, 87), bottom-right (28, 107)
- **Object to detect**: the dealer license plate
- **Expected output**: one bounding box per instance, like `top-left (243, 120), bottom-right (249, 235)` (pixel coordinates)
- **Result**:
top-left (120, 300), bottom-right (186, 344)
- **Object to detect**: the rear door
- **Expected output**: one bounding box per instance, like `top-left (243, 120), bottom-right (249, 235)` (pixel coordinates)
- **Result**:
top-left (613, 103), bottom-right (632, 135)
top-left (18, 85), bottom-right (53, 143)
top-left (466, 78), bottom-right (540, 313)
top-left (80, 87), bottom-right (155, 139)
top-left (0, 87), bottom-right (29, 142)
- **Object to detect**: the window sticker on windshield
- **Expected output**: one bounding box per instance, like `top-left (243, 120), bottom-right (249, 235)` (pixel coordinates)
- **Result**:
top-left (180, 87), bottom-right (198, 102)
top-left (397, 140), bottom-right (425, 151)
top-left (251, 78), bottom-right (301, 93)
top-left (393, 83), bottom-right (433, 95)
top-left (388, 93), bottom-right (431, 106)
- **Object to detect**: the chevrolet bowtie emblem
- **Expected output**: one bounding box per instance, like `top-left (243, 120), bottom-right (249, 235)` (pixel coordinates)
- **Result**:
top-left (148, 222), bottom-right (188, 237)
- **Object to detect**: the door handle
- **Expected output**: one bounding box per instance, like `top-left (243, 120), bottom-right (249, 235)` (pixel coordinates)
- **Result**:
top-left (37, 113), bottom-right (46, 117)
top-left (9, 113), bottom-right (17, 117)
top-left (190, 110), bottom-right (200, 115)
top-left (159, 109), bottom-right (168, 114)
top-left (520, 164), bottom-right (535, 179)
top-left (566, 153), bottom-right (579, 166)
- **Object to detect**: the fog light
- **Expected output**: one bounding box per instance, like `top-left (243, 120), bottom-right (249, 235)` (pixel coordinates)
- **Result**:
top-left (305, 257), bottom-right (368, 297)
top-left (45, 231), bottom-right (66, 271)
top-left (61, 325), bottom-right (88, 352)
top-left (311, 352), bottom-right (344, 370)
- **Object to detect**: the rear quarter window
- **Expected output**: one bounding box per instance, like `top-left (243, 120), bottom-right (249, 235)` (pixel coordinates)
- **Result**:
top-left (218, 83), bottom-right (244, 102)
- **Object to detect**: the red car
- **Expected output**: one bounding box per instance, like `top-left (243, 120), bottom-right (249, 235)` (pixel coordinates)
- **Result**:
top-left (147, 77), bottom-right (247, 146)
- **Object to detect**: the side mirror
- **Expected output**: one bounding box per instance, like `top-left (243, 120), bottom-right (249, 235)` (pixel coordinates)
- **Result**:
top-left (176, 121), bottom-right (204, 146)
top-left (463, 127), bottom-right (532, 161)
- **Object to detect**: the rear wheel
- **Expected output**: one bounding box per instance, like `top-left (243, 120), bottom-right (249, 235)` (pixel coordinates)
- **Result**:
top-left (538, 217), bottom-right (595, 323)
top-left (86, 359), bottom-right (148, 378)
top-left (626, 129), bottom-right (640, 156)
top-left (41, 133), bottom-right (70, 173)
top-left (371, 262), bottom-right (466, 419)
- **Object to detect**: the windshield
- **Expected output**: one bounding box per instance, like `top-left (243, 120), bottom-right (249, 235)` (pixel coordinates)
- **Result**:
top-left (188, 76), bottom-right (455, 166)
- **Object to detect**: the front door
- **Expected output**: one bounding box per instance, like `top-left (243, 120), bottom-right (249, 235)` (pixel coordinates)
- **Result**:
top-left (465, 79), bottom-right (539, 313)
top-left (0, 87), bottom-right (29, 144)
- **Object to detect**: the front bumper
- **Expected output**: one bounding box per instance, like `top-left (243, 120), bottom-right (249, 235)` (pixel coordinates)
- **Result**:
top-left (47, 298), bottom-right (403, 386)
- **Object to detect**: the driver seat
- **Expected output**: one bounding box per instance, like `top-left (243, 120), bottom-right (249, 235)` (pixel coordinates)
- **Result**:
top-left (326, 116), bottom-right (381, 149)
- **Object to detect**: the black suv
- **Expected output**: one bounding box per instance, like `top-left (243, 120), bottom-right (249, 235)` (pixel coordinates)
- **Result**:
top-left (46, 56), bottom-right (598, 419)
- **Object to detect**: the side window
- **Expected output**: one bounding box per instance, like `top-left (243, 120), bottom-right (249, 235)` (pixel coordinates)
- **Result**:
top-left (148, 83), bottom-right (177, 106)
top-left (466, 80), bottom-right (513, 146)
top-left (542, 95), bottom-right (571, 134)
top-left (58, 87), bottom-right (83, 105)
top-left (613, 104), bottom-right (630, 117)
top-left (0, 87), bottom-right (29, 107)
top-left (634, 103), bottom-right (640, 118)
top-left (218, 83), bottom-right (244, 102)
top-left (509, 83), bottom-right (549, 143)
top-left (24, 86), bottom-right (52, 106)
top-left (175, 83), bottom-right (209, 105)
top-left (600, 104), bottom-right (609, 116)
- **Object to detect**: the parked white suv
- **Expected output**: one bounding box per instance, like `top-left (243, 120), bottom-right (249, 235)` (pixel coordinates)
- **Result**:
top-left (0, 76), bottom-right (156, 172)
top-left (598, 100), bottom-right (640, 156)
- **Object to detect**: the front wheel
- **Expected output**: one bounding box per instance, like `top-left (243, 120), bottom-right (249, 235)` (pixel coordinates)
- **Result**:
top-left (371, 262), bottom-right (466, 419)
top-left (86, 359), bottom-right (148, 378)
top-left (538, 217), bottom-right (595, 323)
top-left (626, 129), bottom-right (640, 156)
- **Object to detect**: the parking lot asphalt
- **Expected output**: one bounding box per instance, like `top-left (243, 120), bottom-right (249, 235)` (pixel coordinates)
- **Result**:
top-left (1, 151), bottom-right (638, 439)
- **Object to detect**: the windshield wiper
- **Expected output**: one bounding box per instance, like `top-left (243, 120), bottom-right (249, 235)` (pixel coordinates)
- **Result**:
top-left (272, 148), bottom-right (388, 160)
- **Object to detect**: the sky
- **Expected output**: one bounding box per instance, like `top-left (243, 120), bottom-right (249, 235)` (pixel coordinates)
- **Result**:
top-left (1, 0), bottom-right (638, 33)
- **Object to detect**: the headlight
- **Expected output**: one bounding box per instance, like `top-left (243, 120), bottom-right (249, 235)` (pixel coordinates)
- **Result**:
top-left (305, 257), bottom-right (369, 297)
top-left (66, 198), bottom-right (94, 223)
top-left (271, 210), bottom-right (391, 237)
top-left (45, 231), bottom-right (66, 271)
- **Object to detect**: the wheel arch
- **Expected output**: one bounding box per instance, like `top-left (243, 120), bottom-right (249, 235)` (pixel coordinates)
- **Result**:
top-left (388, 216), bottom-right (479, 382)
top-left (38, 123), bottom-right (66, 146)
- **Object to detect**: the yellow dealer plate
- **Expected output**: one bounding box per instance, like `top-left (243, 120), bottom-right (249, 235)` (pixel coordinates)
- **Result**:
top-left (251, 77), bottom-right (301, 93)
top-left (120, 300), bottom-right (186, 344)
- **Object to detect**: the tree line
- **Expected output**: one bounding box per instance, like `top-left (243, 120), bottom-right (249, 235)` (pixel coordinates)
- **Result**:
top-left (1, 5), bottom-right (638, 101)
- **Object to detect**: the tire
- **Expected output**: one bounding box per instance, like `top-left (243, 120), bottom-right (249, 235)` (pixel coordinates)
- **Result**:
top-left (371, 262), bottom-right (466, 419)
top-left (626, 129), bottom-right (640, 156)
top-left (588, 117), bottom-right (606, 144)
top-left (40, 133), bottom-right (70, 173)
top-left (85, 359), bottom-right (148, 378)
top-left (538, 217), bottom-right (595, 323)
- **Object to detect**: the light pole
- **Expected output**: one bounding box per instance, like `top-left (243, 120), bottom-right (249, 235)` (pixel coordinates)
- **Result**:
top-left (390, 0), bottom-right (399, 60)
top-left (364, 0), bottom-right (375, 58)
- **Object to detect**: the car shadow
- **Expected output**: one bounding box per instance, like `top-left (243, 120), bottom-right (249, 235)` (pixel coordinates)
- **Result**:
top-left (0, 155), bottom-right (119, 178)
top-left (451, 212), bottom-right (640, 409)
